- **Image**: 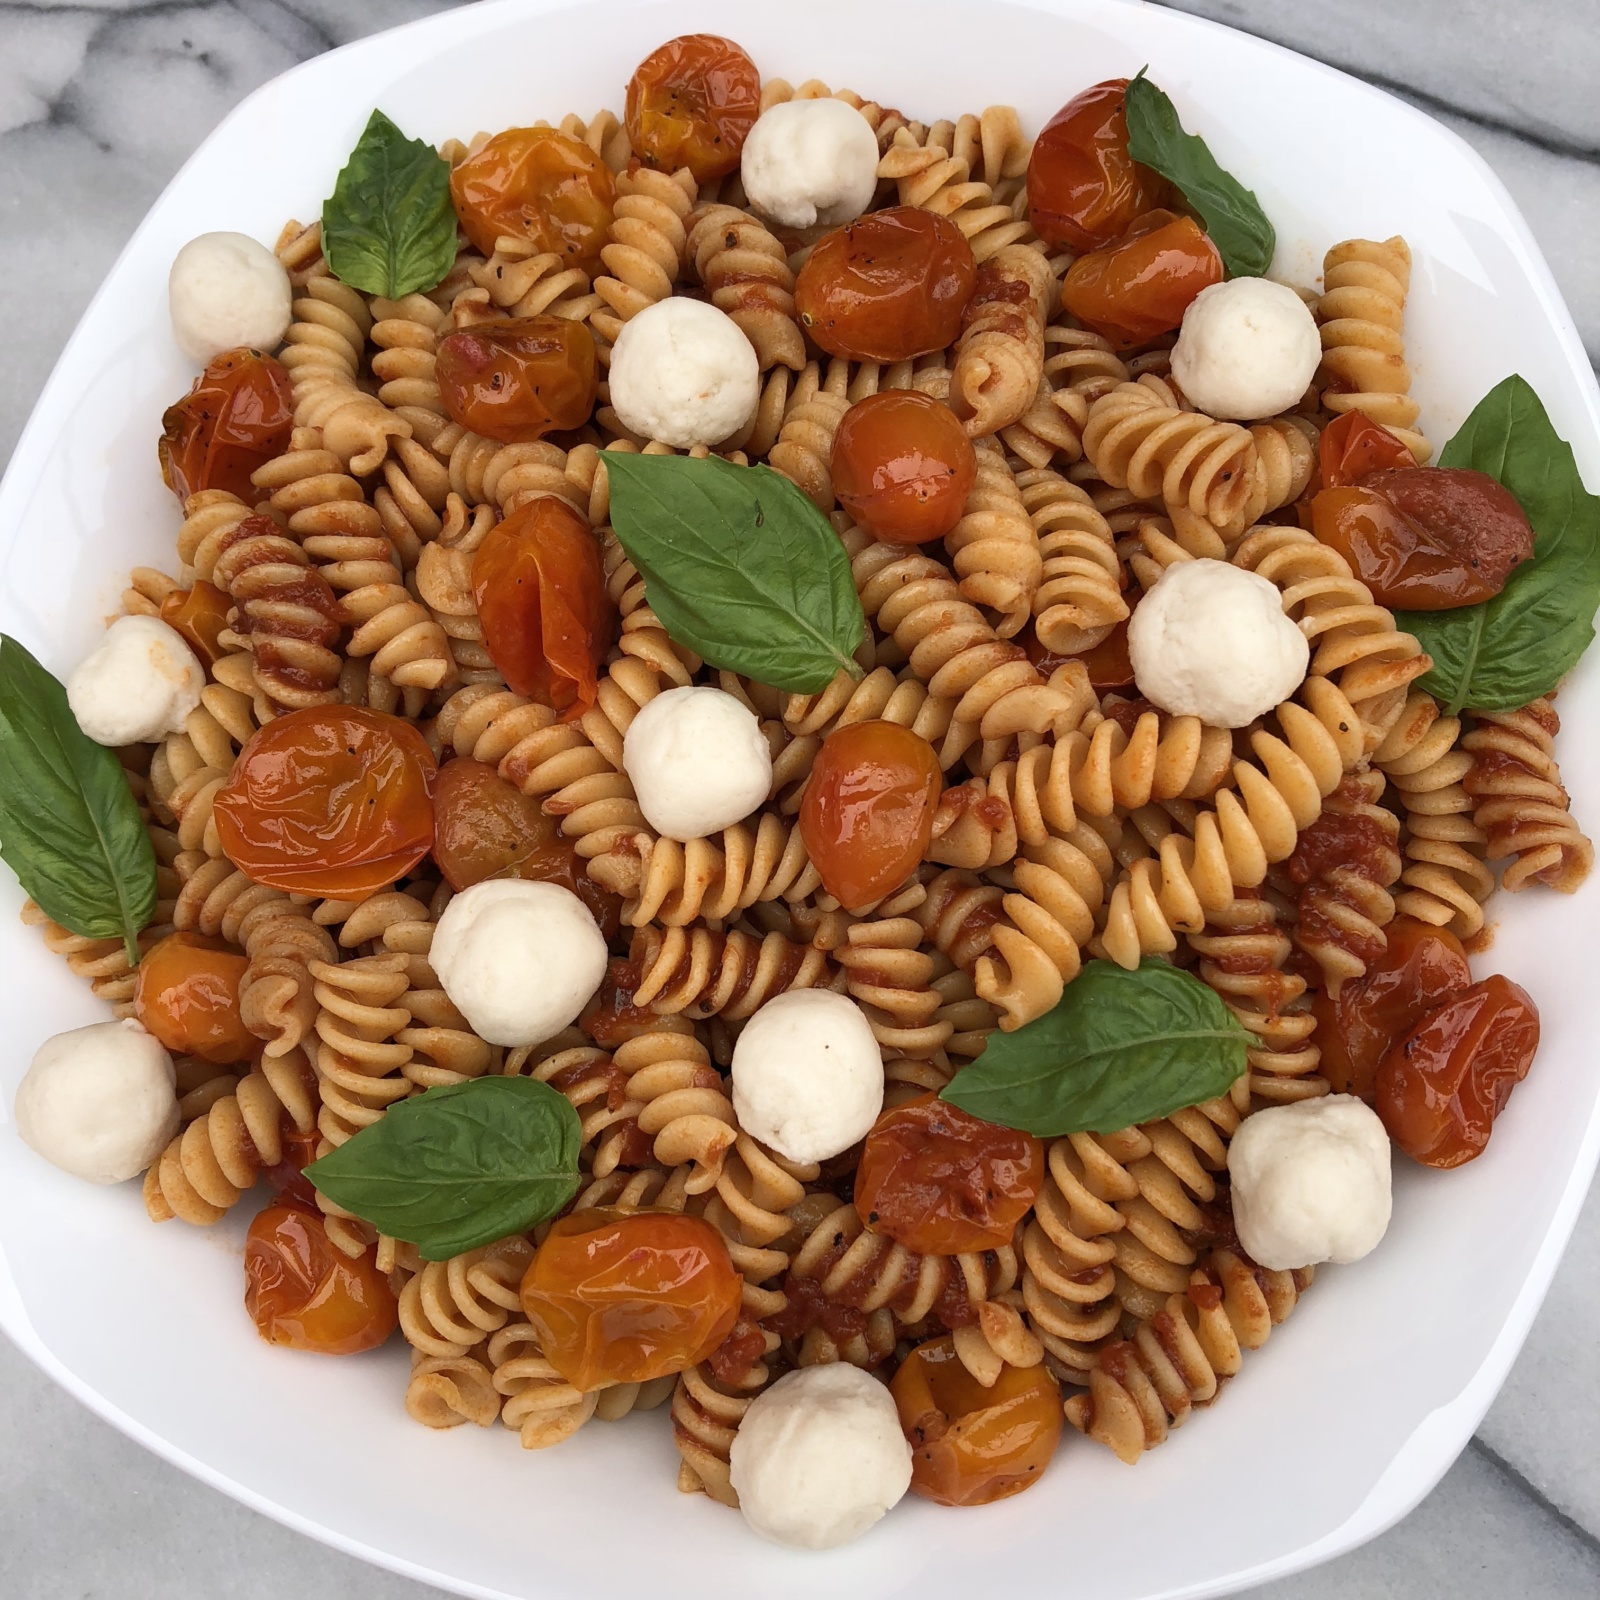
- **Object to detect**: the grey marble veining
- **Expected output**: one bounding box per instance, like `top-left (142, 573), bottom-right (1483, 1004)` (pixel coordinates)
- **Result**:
top-left (1, 2), bottom-right (1598, 1596)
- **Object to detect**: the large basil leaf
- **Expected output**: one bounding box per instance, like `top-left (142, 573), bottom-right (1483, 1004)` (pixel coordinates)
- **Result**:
top-left (941, 959), bottom-right (1252, 1136)
top-left (0, 635), bottom-right (157, 963)
top-left (605, 452), bottom-right (866, 693)
top-left (305, 1076), bottom-right (582, 1260)
top-left (1397, 375), bottom-right (1600, 714)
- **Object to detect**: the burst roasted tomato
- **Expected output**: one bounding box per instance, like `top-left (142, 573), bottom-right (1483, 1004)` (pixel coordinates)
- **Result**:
top-left (1375, 974), bottom-right (1540, 1168)
top-left (450, 126), bottom-right (616, 267)
top-left (1059, 211), bottom-right (1223, 348)
top-left (213, 706), bottom-right (437, 897)
top-left (158, 579), bottom-right (232, 667)
top-left (891, 1336), bottom-right (1062, 1505)
top-left (158, 347), bottom-right (294, 503)
top-left (244, 1199), bottom-right (398, 1354)
top-left (796, 208), bottom-right (977, 362)
top-left (134, 931), bottom-right (253, 1066)
top-left (1317, 411), bottom-right (1417, 490)
top-left (831, 392), bottom-right (977, 544)
top-left (580, 957), bottom-right (665, 1045)
top-left (624, 34), bottom-right (761, 182)
top-left (519, 1209), bottom-right (742, 1390)
top-left (435, 317), bottom-right (597, 444)
top-left (855, 1093), bottom-right (1044, 1255)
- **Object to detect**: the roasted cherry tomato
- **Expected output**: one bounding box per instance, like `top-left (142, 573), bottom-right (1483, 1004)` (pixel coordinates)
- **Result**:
top-left (158, 579), bottom-right (232, 667)
top-left (1317, 411), bottom-right (1416, 490)
top-left (831, 392), bottom-right (977, 544)
top-left (244, 1199), bottom-right (398, 1354)
top-left (1027, 79), bottom-right (1172, 253)
top-left (624, 33), bottom-right (761, 182)
top-left (1376, 974), bottom-right (1540, 1168)
top-left (855, 1093), bottom-right (1044, 1255)
top-left (519, 1208), bottom-right (742, 1390)
top-left (796, 208), bottom-right (977, 362)
top-left (450, 126), bottom-right (616, 267)
top-left (472, 496), bottom-right (614, 716)
top-left (891, 1335), bottom-right (1062, 1505)
top-left (159, 347), bottom-right (294, 503)
top-left (581, 957), bottom-right (667, 1045)
top-left (214, 706), bottom-right (437, 897)
top-left (262, 1124), bottom-right (321, 1207)
top-left (1060, 211), bottom-right (1223, 348)
top-left (134, 931), bottom-right (253, 1066)
top-left (435, 317), bottom-right (597, 444)
top-left (1311, 469), bottom-right (1534, 610)
top-left (800, 720), bottom-right (943, 909)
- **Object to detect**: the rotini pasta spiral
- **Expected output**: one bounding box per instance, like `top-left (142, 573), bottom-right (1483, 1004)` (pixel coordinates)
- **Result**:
top-left (591, 165), bottom-right (698, 347)
top-left (627, 923), bottom-right (836, 1018)
top-left (1016, 465), bottom-right (1128, 655)
top-left (943, 442), bottom-right (1044, 637)
top-left (397, 1234), bottom-right (532, 1359)
top-left (466, 235), bottom-right (603, 323)
top-left (877, 122), bottom-right (1035, 263)
top-left (683, 203), bottom-right (806, 372)
top-left (309, 953), bottom-right (414, 1149)
top-left (950, 244), bottom-right (1052, 439)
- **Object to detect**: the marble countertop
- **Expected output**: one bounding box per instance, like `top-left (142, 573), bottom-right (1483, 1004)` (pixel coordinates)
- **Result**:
top-left (1, 1), bottom-right (1596, 1596)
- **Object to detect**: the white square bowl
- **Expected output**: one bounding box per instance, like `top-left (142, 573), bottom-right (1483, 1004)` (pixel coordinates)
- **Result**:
top-left (2, 2), bottom-right (1597, 1597)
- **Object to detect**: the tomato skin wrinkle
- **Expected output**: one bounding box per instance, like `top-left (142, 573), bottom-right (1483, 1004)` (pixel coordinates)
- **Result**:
top-left (1060, 211), bottom-right (1222, 347)
top-left (625, 34), bottom-right (760, 182)
top-left (450, 126), bottom-right (615, 266)
top-left (159, 348), bottom-right (293, 503)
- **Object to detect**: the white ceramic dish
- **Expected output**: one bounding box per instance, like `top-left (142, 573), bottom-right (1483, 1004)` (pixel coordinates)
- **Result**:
top-left (2, 1), bottom-right (1597, 1595)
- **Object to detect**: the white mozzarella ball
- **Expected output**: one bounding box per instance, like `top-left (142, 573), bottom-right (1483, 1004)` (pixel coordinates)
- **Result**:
top-left (731, 988), bottom-right (883, 1163)
top-left (622, 685), bottom-right (772, 841)
top-left (1170, 277), bottom-right (1321, 421)
top-left (1127, 558), bottom-right (1308, 729)
top-left (66, 616), bottom-right (206, 747)
top-left (14, 1020), bottom-right (179, 1185)
top-left (606, 298), bottom-right (760, 448)
top-left (429, 880), bottom-right (607, 1047)
top-left (741, 99), bottom-right (881, 229)
top-left (730, 1363), bottom-right (912, 1549)
top-left (1228, 1095), bottom-right (1393, 1271)
top-left (168, 231), bottom-right (293, 365)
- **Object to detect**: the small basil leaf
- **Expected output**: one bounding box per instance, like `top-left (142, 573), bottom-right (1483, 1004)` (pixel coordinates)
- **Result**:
top-left (321, 109), bottom-right (456, 299)
top-left (0, 635), bottom-right (157, 964)
top-left (941, 959), bottom-right (1252, 1136)
top-left (305, 1076), bottom-right (582, 1260)
top-left (604, 453), bottom-right (866, 693)
top-left (1398, 375), bottom-right (1600, 715)
top-left (1124, 71), bottom-right (1276, 279)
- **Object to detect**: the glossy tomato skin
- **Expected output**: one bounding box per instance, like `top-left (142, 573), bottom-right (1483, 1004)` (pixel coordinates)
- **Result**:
top-left (1027, 79), bottom-right (1171, 253)
top-left (450, 127), bottom-right (616, 266)
top-left (580, 957), bottom-right (666, 1045)
top-left (1375, 974), bottom-right (1539, 1168)
top-left (519, 1208), bottom-right (742, 1390)
top-left (135, 932), bottom-right (254, 1066)
top-left (796, 209), bottom-right (977, 362)
top-left (471, 496), bottom-right (614, 716)
top-left (800, 720), bottom-right (943, 909)
top-left (832, 392), bottom-right (977, 544)
top-left (1317, 411), bottom-right (1416, 490)
top-left (159, 348), bottom-right (294, 503)
top-left (214, 706), bottom-right (437, 897)
top-left (244, 1200), bottom-right (398, 1354)
top-left (625, 34), bottom-right (761, 182)
top-left (435, 317), bottom-right (597, 445)
top-left (1060, 212), bottom-right (1223, 348)
top-left (158, 579), bottom-right (232, 667)
top-left (891, 1335), bottom-right (1062, 1505)
top-left (855, 1093), bottom-right (1045, 1255)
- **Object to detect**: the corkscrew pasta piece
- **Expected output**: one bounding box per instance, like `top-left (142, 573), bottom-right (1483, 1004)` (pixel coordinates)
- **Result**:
top-left (928, 764), bottom-right (1020, 871)
top-left (683, 203), bottom-right (806, 372)
top-left (1016, 466), bottom-right (1128, 655)
top-left (943, 442), bottom-right (1044, 636)
top-left (398, 1234), bottom-right (533, 1359)
top-left (414, 497), bottom-right (500, 684)
top-left (672, 1358), bottom-right (769, 1505)
top-left (1060, 705), bottom-right (1237, 820)
top-left (767, 379), bottom-right (851, 511)
top-left (309, 952), bottom-right (415, 1150)
top-left (19, 901), bottom-right (144, 1015)
top-left (877, 123), bottom-right (1036, 263)
top-left (781, 663), bottom-right (953, 752)
top-left (835, 914), bottom-right (954, 1058)
top-left (367, 292), bottom-right (450, 440)
top-left (950, 244), bottom-right (1052, 439)
top-left (489, 1319), bottom-right (599, 1449)
top-left (147, 682), bottom-right (257, 859)
top-left (468, 236), bottom-right (603, 324)
top-left (509, 1036), bottom-right (653, 1177)
top-left (627, 922), bottom-right (836, 1019)
top-left (591, 165), bottom-right (698, 348)
top-left (405, 1352), bottom-right (502, 1430)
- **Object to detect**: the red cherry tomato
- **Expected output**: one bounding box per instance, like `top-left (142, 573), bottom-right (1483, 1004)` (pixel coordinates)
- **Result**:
top-left (214, 706), bottom-right (436, 897)
top-left (1059, 211), bottom-right (1223, 348)
top-left (158, 579), bottom-right (232, 667)
top-left (435, 317), bottom-right (597, 445)
top-left (800, 720), bottom-right (943, 909)
top-left (831, 392), bottom-right (977, 544)
top-left (135, 932), bottom-right (253, 1066)
top-left (624, 34), bottom-right (761, 182)
top-left (855, 1093), bottom-right (1045, 1255)
top-left (1317, 411), bottom-right (1417, 490)
top-left (796, 208), bottom-right (977, 362)
top-left (159, 348), bottom-right (294, 504)
top-left (1375, 974), bottom-right (1540, 1168)
top-left (450, 127), bottom-right (616, 266)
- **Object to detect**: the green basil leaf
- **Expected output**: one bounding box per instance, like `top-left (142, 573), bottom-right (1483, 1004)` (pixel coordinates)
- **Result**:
top-left (321, 109), bottom-right (456, 299)
top-left (0, 635), bottom-right (157, 964)
top-left (604, 453), bottom-right (866, 693)
top-left (1124, 71), bottom-right (1276, 279)
top-left (940, 959), bottom-right (1252, 1136)
top-left (304, 1076), bottom-right (581, 1261)
top-left (1397, 375), bottom-right (1600, 715)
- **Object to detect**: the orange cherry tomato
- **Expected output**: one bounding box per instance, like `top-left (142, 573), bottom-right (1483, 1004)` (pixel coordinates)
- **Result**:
top-left (831, 392), bottom-right (977, 545)
top-left (134, 931), bottom-right (253, 1066)
top-left (262, 1124), bottom-right (321, 1207)
top-left (1060, 211), bottom-right (1223, 348)
top-left (519, 1208), bottom-right (742, 1390)
top-left (214, 706), bottom-right (436, 897)
top-left (855, 1093), bottom-right (1044, 1255)
top-left (159, 347), bottom-right (294, 504)
top-left (624, 34), bottom-right (761, 182)
top-left (244, 1199), bottom-right (398, 1354)
top-left (1376, 974), bottom-right (1540, 1168)
top-left (796, 209), bottom-right (977, 362)
top-left (450, 127), bottom-right (616, 267)
top-left (1317, 411), bottom-right (1416, 490)
top-left (1027, 79), bottom-right (1172, 253)
top-left (471, 496), bottom-right (614, 716)
top-left (891, 1335), bottom-right (1062, 1505)
top-left (800, 720), bottom-right (942, 909)
top-left (435, 316), bottom-right (597, 444)
top-left (158, 579), bottom-right (232, 667)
